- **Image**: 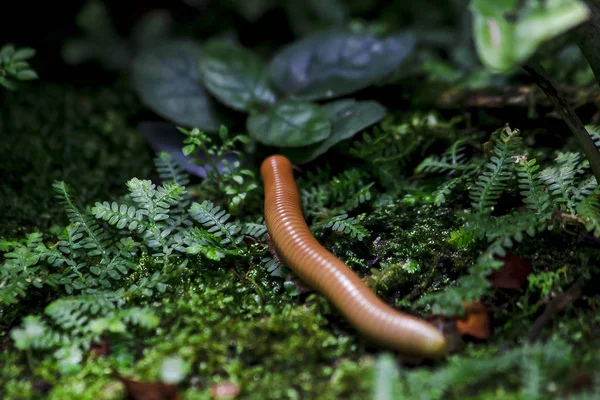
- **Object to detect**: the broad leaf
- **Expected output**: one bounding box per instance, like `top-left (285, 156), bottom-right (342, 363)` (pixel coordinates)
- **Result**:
top-left (284, 99), bottom-right (386, 163)
top-left (247, 100), bottom-right (330, 147)
top-left (269, 29), bottom-right (415, 100)
top-left (132, 40), bottom-right (221, 132)
top-left (199, 40), bottom-right (276, 112)
top-left (471, 0), bottom-right (589, 71)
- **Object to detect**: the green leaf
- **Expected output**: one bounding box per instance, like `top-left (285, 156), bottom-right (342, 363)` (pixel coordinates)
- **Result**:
top-left (471, 0), bottom-right (589, 71)
top-left (182, 144), bottom-right (196, 156)
top-left (269, 29), bottom-right (415, 100)
top-left (12, 48), bottom-right (36, 61)
top-left (132, 40), bottom-right (221, 132)
top-left (247, 100), bottom-right (330, 147)
top-left (284, 99), bottom-right (385, 163)
top-left (199, 40), bottom-right (276, 112)
top-left (16, 70), bottom-right (38, 80)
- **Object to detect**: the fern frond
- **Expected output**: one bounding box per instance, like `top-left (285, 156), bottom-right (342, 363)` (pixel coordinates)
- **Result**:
top-left (470, 126), bottom-right (521, 213)
top-left (189, 200), bottom-right (241, 245)
top-left (56, 224), bottom-right (83, 259)
top-left (301, 185), bottom-right (330, 218)
top-left (539, 154), bottom-right (579, 212)
top-left (313, 214), bottom-right (369, 241)
top-left (154, 152), bottom-right (190, 188)
top-left (416, 139), bottom-right (475, 174)
top-left (127, 179), bottom-right (183, 221)
top-left (126, 179), bottom-right (186, 248)
top-left (569, 175), bottom-right (597, 211)
top-left (115, 307), bottom-right (159, 329)
top-left (351, 125), bottom-right (425, 166)
top-left (586, 125), bottom-right (600, 150)
top-left (262, 256), bottom-right (285, 278)
top-left (175, 227), bottom-right (229, 261)
top-left (515, 156), bottom-right (552, 216)
top-left (470, 211), bottom-right (542, 257)
top-left (45, 295), bottom-right (116, 335)
top-left (1, 233), bottom-right (66, 304)
top-left (433, 173), bottom-right (474, 206)
top-left (447, 227), bottom-right (475, 249)
top-left (154, 153), bottom-right (193, 229)
top-left (241, 222), bottom-right (268, 240)
top-left (92, 201), bottom-right (147, 232)
top-left (346, 182), bottom-right (374, 210)
top-left (52, 182), bottom-right (111, 259)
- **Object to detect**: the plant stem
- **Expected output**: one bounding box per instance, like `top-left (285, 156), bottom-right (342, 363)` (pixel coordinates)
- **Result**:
top-left (576, 0), bottom-right (600, 88)
top-left (523, 61), bottom-right (600, 183)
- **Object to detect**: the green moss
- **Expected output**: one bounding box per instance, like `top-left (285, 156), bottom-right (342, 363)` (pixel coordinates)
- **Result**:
top-left (132, 267), bottom-right (370, 399)
top-left (2, 83), bottom-right (599, 400)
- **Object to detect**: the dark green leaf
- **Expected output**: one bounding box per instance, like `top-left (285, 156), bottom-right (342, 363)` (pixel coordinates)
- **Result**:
top-left (247, 100), bottom-right (330, 147)
top-left (269, 29), bottom-right (415, 100)
top-left (12, 48), bottom-right (36, 61)
top-left (132, 40), bottom-right (221, 132)
top-left (199, 40), bottom-right (276, 112)
top-left (16, 70), bottom-right (38, 80)
top-left (284, 99), bottom-right (386, 163)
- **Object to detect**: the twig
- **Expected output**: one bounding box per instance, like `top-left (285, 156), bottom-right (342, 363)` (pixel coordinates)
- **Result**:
top-left (527, 278), bottom-right (585, 342)
top-left (523, 61), bottom-right (600, 183)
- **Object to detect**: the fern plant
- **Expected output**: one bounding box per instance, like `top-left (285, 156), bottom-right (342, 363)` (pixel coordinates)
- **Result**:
top-left (416, 138), bottom-right (477, 175)
top-left (2, 147), bottom-right (271, 373)
top-left (416, 124), bottom-right (599, 315)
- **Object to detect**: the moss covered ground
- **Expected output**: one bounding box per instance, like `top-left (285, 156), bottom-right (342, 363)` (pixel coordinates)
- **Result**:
top-left (1, 83), bottom-right (599, 399)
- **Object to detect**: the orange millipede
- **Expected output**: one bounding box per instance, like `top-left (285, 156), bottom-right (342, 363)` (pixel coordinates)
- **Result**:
top-left (261, 155), bottom-right (448, 359)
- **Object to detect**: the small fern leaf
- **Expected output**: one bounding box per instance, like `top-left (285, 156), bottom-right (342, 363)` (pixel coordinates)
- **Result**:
top-left (241, 222), bottom-right (268, 240)
top-left (154, 152), bottom-right (190, 188)
top-left (53, 182), bottom-right (111, 259)
top-left (515, 156), bottom-right (551, 217)
top-left (189, 200), bottom-right (241, 245)
top-left (92, 201), bottom-right (147, 232)
top-left (316, 214), bottom-right (369, 241)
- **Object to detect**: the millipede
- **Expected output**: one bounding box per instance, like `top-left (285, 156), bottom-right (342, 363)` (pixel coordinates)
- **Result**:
top-left (261, 155), bottom-right (448, 359)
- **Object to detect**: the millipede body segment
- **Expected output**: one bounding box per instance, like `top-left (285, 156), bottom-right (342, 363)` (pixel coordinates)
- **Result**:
top-left (260, 155), bottom-right (448, 359)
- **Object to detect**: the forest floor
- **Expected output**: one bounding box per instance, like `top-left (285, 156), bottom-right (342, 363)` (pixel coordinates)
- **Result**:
top-left (1, 82), bottom-right (599, 400)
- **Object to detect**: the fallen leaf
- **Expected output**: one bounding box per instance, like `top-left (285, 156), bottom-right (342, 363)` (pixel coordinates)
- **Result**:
top-left (211, 382), bottom-right (240, 399)
top-left (455, 301), bottom-right (492, 340)
top-left (120, 377), bottom-right (179, 400)
top-left (490, 251), bottom-right (532, 289)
